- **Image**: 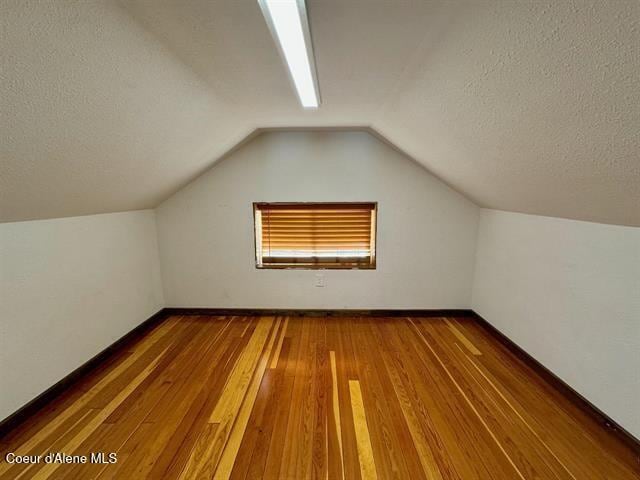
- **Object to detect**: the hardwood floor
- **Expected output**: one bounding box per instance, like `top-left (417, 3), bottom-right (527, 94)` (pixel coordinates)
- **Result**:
top-left (1, 315), bottom-right (637, 479)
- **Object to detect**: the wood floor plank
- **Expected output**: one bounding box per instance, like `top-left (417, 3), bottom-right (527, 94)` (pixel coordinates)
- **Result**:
top-left (280, 316), bottom-right (319, 479)
top-left (214, 317), bottom-right (281, 479)
top-left (424, 320), bottom-right (565, 479)
top-left (30, 346), bottom-right (170, 479)
top-left (107, 318), bottom-right (236, 479)
top-left (312, 318), bottom-right (329, 480)
top-left (410, 318), bottom-right (529, 480)
top-left (355, 318), bottom-right (426, 480)
top-left (0, 318), bottom-right (179, 477)
top-left (262, 318), bottom-right (302, 480)
top-left (329, 350), bottom-right (345, 480)
top-left (1, 314), bottom-right (637, 480)
top-left (454, 343), bottom-right (576, 480)
top-left (179, 316), bottom-right (275, 479)
top-left (158, 335), bottom-right (245, 479)
top-left (63, 318), bottom-right (207, 480)
top-left (444, 318), bottom-right (482, 355)
top-left (398, 319), bottom-right (514, 479)
top-left (373, 326), bottom-right (443, 480)
top-left (348, 380), bottom-right (378, 480)
top-left (247, 344), bottom-right (293, 480)
top-left (455, 318), bottom-right (639, 479)
top-left (379, 321), bottom-right (464, 480)
top-left (270, 316), bottom-right (289, 369)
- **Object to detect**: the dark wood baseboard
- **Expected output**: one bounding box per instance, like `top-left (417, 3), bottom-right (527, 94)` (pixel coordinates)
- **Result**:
top-left (163, 307), bottom-right (473, 318)
top-left (472, 311), bottom-right (639, 457)
top-left (0, 308), bottom-right (168, 437)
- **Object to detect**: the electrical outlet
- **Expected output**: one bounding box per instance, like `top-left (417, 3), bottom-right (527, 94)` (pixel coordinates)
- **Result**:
top-left (315, 273), bottom-right (325, 287)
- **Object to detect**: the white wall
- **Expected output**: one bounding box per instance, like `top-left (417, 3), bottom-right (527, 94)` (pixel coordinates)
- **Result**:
top-left (472, 209), bottom-right (640, 438)
top-left (0, 210), bottom-right (164, 421)
top-left (156, 130), bottom-right (479, 309)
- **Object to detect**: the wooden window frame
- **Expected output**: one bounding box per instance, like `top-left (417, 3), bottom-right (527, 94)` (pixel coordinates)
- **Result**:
top-left (253, 202), bottom-right (378, 270)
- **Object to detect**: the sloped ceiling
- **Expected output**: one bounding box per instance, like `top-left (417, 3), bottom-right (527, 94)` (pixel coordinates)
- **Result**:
top-left (1, 0), bottom-right (639, 226)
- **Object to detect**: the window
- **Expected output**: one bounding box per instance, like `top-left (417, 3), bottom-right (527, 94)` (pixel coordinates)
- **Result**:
top-left (253, 202), bottom-right (377, 269)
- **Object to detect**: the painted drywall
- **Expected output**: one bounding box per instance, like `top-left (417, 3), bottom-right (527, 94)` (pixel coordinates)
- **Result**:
top-left (156, 130), bottom-right (479, 309)
top-left (0, 210), bottom-right (164, 421)
top-left (472, 209), bottom-right (640, 438)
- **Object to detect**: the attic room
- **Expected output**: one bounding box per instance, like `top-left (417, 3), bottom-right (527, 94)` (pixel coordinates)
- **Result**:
top-left (0, 0), bottom-right (638, 478)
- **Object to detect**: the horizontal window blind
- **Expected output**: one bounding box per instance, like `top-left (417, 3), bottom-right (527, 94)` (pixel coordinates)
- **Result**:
top-left (254, 203), bottom-right (377, 269)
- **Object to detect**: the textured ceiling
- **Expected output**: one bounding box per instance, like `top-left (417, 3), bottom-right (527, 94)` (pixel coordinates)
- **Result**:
top-left (1, 0), bottom-right (639, 225)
